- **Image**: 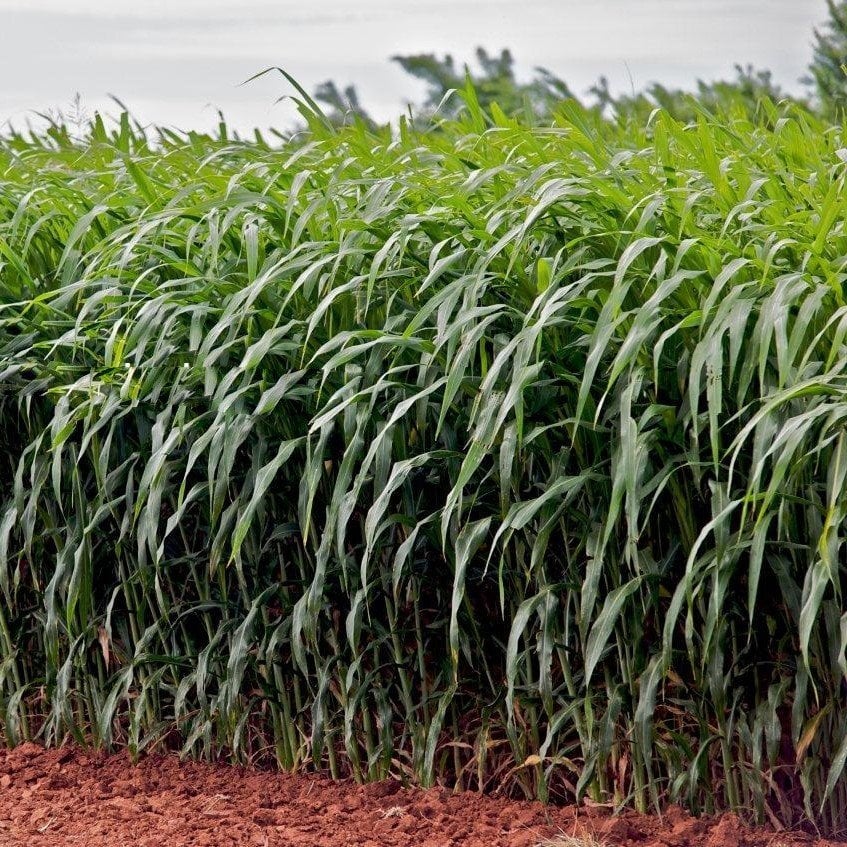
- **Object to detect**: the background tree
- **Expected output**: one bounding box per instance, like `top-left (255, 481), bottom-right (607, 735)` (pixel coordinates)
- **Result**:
top-left (313, 80), bottom-right (374, 128)
top-left (312, 47), bottom-right (806, 130)
top-left (595, 64), bottom-right (793, 124)
top-left (391, 47), bottom-right (576, 119)
top-left (808, 0), bottom-right (847, 115)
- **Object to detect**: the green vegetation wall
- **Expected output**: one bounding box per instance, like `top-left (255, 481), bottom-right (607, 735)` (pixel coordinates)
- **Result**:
top-left (1, 98), bottom-right (847, 832)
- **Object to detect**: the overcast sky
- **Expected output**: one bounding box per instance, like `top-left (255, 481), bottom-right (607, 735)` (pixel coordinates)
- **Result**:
top-left (0, 0), bottom-right (830, 134)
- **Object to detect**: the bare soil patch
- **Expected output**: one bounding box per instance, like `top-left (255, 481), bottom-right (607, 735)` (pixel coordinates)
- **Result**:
top-left (0, 743), bottom-right (841, 846)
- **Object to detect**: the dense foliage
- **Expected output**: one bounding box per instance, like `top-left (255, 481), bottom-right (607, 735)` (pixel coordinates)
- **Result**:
top-left (1, 93), bottom-right (847, 834)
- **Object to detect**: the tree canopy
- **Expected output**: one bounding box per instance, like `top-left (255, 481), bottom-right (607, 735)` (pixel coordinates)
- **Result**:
top-left (808, 0), bottom-right (847, 116)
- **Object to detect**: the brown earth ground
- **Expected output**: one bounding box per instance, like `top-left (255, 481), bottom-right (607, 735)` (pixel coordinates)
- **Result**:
top-left (0, 743), bottom-right (842, 847)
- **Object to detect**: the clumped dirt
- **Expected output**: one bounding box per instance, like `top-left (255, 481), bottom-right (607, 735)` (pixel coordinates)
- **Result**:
top-left (0, 743), bottom-right (841, 846)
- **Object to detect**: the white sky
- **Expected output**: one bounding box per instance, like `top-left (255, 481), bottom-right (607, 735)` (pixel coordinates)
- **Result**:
top-left (0, 0), bottom-right (831, 134)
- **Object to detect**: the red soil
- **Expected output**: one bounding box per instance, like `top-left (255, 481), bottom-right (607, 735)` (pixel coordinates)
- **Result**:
top-left (0, 743), bottom-right (841, 847)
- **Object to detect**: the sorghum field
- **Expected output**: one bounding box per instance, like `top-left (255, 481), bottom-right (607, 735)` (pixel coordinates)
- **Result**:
top-left (1, 91), bottom-right (847, 837)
